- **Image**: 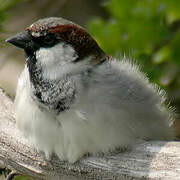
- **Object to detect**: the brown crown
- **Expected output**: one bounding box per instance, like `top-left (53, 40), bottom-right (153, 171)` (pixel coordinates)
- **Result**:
top-left (27, 17), bottom-right (105, 62)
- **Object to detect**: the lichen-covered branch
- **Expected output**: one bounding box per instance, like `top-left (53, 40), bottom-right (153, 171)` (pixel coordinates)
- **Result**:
top-left (0, 88), bottom-right (180, 180)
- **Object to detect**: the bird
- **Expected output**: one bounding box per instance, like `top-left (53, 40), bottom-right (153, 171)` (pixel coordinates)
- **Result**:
top-left (6, 17), bottom-right (174, 163)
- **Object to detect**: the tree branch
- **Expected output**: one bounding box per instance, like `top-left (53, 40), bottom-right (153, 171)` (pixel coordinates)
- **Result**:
top-left (0, 88), bottom-right (180, 180)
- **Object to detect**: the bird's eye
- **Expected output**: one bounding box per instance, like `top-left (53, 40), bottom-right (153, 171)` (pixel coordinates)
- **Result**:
top-left (43, 35), bottom-right (55, 45)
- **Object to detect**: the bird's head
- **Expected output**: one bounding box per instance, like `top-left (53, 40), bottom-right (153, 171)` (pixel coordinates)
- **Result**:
top-left (6, 17), bottom-right (106, 79)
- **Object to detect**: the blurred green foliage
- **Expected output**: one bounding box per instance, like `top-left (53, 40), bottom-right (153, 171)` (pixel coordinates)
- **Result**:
top-left (14, 176), bottom-right (32, 180)
top-left (0, 0), bottom-right (20, 29)
top-left (88, 0), bottom-right (180, 110)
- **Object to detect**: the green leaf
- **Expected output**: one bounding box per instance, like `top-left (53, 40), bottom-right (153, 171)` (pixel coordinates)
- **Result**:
top-left (152, 46), bottom-right (171, 64)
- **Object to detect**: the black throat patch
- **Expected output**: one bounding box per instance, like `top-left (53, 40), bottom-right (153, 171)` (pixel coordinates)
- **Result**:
top-left (27, 54), bottom-right (76, 114)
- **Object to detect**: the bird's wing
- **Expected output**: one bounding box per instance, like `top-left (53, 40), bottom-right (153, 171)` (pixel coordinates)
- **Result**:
top-left (77, 59), bottom-right (174, 140)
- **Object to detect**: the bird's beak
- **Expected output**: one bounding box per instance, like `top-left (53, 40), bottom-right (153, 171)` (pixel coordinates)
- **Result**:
top-left (6, 31), bottom-right (31, 49)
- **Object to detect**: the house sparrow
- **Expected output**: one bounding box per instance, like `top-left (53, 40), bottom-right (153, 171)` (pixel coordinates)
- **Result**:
top-left (6, 17), bottom-right (174, 163)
